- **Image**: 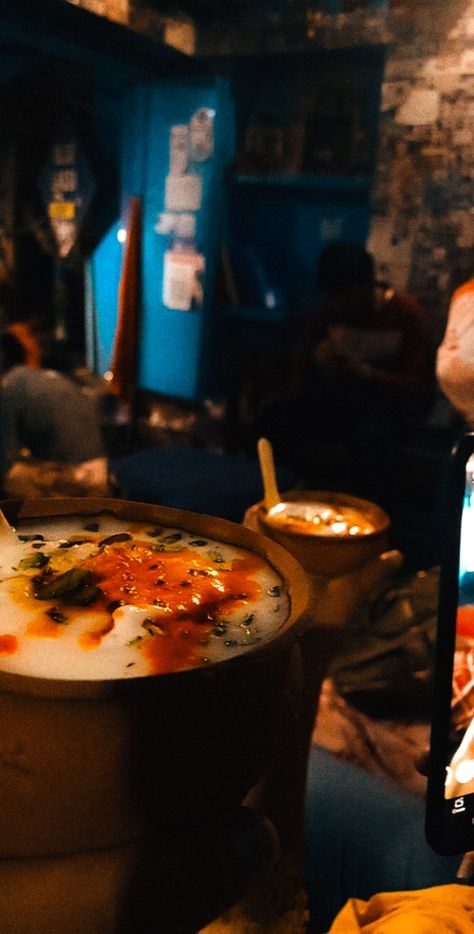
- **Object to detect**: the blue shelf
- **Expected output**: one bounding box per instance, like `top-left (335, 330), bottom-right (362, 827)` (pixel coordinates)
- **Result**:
top-left (229, 173), bottom-right (370, 192)
top-left (225, 304), bottom-right (286, 323)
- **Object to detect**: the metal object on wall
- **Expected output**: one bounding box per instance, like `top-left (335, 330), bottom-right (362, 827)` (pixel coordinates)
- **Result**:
top-left (38, 121), bottom-right (97, 258)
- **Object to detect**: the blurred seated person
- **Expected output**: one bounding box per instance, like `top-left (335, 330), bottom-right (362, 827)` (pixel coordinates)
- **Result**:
top-left (305, 747), bottom-right (463, 934)
top-left (0, 281), bottom-right (43, 368)
top-left (0, 332), bottom-right (110, 498)
top-left (7, 319), bottom-right (42, 368)
top-left (261, 241), bottom-right (434, 499)
top-left (436, 277), bottom-right (474, 430)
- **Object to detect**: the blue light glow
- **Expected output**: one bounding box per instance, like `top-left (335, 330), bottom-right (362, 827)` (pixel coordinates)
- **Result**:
top-left (459, 456), bottom-right (474, 578)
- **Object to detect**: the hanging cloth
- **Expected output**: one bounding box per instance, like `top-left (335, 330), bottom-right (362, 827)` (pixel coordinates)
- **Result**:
top-left (109, 196), bottom-right (142, 404)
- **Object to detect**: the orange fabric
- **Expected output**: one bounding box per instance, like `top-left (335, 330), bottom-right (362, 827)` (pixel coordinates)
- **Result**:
top-left (110, 196), bottom-right (142, 402)
top-left (8, 322), bottom-right (41, 368)
top-left (328, 884), bottom-right (474, 933)
top-left (452, 278), bottom-right (474, 301)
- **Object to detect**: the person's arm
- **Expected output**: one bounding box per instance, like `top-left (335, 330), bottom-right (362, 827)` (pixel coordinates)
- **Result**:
top-left (310, 294), bottom-right (433, 404)
top-left (363, 294), bottom-right (433, 404)
top-left (437, 284), bottom-right (474, 426)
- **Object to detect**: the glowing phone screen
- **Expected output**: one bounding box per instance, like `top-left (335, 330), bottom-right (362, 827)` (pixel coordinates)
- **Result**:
top-left (445, 454), bottom-right (474, 807)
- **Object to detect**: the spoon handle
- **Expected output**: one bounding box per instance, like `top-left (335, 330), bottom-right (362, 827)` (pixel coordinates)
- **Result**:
top-left (0, 507), bottom-right (19, 546)
top-left (257, 437), bottom-right (281, 512)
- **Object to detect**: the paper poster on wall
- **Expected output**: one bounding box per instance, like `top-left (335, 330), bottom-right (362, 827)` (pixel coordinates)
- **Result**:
top-left (168, 110), bottom-right (214, 176)
top-left (154, 212), bottom-right (196, 237)
top-left (155, 212), bottom-right (176, 235)
top-left (367, 215), bottom-right (417, 291)
top-left (395, 89), bottom-right (439, 125)
top-left (163, 248), bottom-right (205, 311)
top-left (165, 174), bottom-right (203, 212)
top-left (189, 108), bottom-right (214, 162)
top-left (169, 124), bottom-right (189, 176)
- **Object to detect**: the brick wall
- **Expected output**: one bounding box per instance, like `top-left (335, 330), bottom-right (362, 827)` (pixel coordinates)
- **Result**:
top-left (369, 0), bottom-right (474, 341)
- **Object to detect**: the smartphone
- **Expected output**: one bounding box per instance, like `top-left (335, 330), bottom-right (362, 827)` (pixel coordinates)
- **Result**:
top-left (427, 432), bottom-right (474, 854)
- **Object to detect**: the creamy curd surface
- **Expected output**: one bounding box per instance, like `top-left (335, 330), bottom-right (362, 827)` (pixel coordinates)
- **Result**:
top-left (266, 500), bottom-right (376, 537)
top-left (0, 514), bottom-right (289, 680)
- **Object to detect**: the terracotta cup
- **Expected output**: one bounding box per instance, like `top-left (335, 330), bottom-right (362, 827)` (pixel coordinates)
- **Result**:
top-left (0, 496), bottom-right (312, 860)
top-left (250, 490), bottom-right (390, 578)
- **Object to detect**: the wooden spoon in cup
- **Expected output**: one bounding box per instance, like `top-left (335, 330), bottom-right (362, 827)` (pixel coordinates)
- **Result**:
top-left (257, 437), bottom-right (282, 512)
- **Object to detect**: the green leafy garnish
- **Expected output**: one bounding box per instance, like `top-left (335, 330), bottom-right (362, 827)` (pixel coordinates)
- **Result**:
top-left (64, 584), bottom-right (102, 606)
top-left (151, 543), bottom-right (184, 553)
top-left (212, 623), bottom-right (227, 637)
top-left (207, 550), bottom-right (224, 563)
top-left (99, 533), bottom-right (132, 546)
top-left (46, 607), bottom-right (68, 624)
top-left (18, 552), bottom-right (50, 571)
top-left (127, 635), bottom-right (144, 647)
top-left (34, 567), bottom-right (91, 600)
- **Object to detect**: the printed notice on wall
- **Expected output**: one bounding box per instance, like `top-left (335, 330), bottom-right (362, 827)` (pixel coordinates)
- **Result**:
top-left (189, 109), bottom-right (214, 162)
top-left (169, 124), bottom-right (189, 176)
top-left (163, 248), bottom-right (205, 311)
top-left (155, 212), bottom-right (196, 238)
top-left (165, 174), bottom-right (203, 212)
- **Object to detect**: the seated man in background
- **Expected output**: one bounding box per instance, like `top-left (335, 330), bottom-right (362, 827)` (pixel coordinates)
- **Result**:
top-left (308, 241), bottom-right (433, 415)
top-left (0, 332), bottom-right (109, 497)
top-left (263, 241), bottom-right (434, 502)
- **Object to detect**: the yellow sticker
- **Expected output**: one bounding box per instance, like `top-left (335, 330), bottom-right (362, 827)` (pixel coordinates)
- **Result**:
top-left (48, 202), bottom-right (76, 219)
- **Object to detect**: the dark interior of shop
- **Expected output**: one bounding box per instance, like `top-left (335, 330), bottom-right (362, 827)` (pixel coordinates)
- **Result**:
top-left (1, 2), bottom-right (474, 932)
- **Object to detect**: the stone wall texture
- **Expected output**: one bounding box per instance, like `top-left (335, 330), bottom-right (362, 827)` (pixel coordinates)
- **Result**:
top-left (369, 0), bottom-right (474, 341)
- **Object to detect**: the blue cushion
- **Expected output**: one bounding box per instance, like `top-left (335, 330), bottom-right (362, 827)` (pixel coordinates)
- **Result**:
top-left (111, 445), bottom-right (297, 522)
top-left (304, 746), bottom-right (460, 932)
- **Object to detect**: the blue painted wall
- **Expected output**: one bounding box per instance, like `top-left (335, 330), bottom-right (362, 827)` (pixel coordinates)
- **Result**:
top-left (0, 21), bottom-right (382, 404)
top-left (91, 78), bottom-right (234, 401)
top-left (87, 221), bottom-right (122, 375)
top-left (227, 174), bottom-right (371, 315)
top-left (223, 44), bottom-right (384, 317)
